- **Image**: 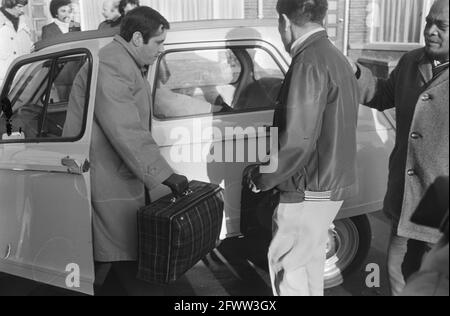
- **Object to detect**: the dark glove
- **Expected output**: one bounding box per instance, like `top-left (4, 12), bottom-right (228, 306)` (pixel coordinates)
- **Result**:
top-left (163, 174), bottom-right (189, 197)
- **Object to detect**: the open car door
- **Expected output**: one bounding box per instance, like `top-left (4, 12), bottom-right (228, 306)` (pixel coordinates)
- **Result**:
top-left (0, 41), bottom-right (99, 295)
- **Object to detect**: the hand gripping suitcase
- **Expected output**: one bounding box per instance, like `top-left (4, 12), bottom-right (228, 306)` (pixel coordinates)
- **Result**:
top-left (241, 165), bottom-right (280, 236)
top-left (137, 181), bottom-right (224, 284)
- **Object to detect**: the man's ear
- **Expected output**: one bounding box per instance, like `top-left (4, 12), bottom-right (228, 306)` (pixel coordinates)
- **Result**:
top-left (281, 14), bottom-right (291, 31)
top-left (131, 31), bottom-right (144, 47)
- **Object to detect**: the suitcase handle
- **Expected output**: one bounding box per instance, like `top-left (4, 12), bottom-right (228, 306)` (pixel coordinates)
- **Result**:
top-left (170, 189), bottom-right (194, 204)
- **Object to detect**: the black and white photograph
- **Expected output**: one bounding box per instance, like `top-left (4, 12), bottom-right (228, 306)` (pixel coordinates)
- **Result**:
top-left (0, 0), bottom-right (448, 300)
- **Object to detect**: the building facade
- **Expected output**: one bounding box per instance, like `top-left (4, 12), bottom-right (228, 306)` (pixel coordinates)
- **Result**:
top-left (348, 0), bottom-right (433, 76)
top-left (23, 0), bottom-right (343, 47)
top-left (21, 0), bottom-right (432, 72)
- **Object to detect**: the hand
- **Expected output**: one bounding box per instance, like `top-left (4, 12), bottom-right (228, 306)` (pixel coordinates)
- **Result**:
top-left (243, 165), bottom-right (261, 194)
top-left (250, 180), bottom-right (261, 194)
top-left (215, 95), bottom-right (233, 113)
top-left (420, 240), bottom-right (449, 276)
top-left (163, 174), bottom-right (189, 197)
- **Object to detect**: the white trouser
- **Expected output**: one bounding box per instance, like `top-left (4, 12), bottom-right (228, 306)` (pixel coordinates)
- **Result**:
top-left (269, 201), bottom-right (343, 296)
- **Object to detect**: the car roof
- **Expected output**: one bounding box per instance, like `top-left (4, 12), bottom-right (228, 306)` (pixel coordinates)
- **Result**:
top-left (34, 19), bottom-right (283, 52)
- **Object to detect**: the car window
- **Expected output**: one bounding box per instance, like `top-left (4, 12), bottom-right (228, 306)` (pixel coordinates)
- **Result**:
top-left (153, 47), bottom-right (284, 120)
top-left (0, 52), bottom-right (91, 143)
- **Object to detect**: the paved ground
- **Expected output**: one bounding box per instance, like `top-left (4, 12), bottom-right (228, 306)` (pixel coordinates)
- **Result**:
top-left (0, 212), bottom-right (391, 296)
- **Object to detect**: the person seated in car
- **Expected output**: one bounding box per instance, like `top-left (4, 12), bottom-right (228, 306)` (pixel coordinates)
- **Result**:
top-left (154, 85), bottom-right (214, 118)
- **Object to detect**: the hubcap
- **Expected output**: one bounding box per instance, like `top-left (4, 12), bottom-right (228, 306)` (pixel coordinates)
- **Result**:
top-left (324, 219), bottom-right (360, 289)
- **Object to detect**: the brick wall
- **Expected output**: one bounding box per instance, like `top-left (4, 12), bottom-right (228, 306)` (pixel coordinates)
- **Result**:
top-left (263, 0), bottom-right (278, 18)
top-left (245, 0), bottom-right (258, 19)
top-left (244, 0), bottom-right (410, 67)
top-left (245, 0), bottom-right (345, 51)
top-left (348, 0), bottom-right (370, 58)
top-left (348, 0), bottom-right (410, 66)
top-left (245, 0), bottom-right (278, 19)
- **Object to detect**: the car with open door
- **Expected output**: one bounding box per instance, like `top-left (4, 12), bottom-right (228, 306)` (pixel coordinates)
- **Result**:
top-left (0, 20), bottom-right (396, 294)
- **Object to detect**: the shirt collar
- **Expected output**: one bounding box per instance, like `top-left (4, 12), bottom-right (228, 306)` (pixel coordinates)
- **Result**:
top-left (54, 19), bottom-right (70, 34)
top-left (290, 27), bottom-right (325, 56)
top-left (433, 60), bottom-right (449, 67)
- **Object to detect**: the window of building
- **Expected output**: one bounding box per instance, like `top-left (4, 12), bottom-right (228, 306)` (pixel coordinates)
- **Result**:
top-left (367, 0), bottom-right (433, 44)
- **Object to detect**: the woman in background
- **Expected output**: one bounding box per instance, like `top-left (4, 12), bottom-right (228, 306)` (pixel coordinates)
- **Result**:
top-left (41, 0), bottom-right (80, 40)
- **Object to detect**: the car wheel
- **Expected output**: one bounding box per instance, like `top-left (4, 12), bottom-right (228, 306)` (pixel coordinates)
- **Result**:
top-left (325, 215), bottom-right (372, 289)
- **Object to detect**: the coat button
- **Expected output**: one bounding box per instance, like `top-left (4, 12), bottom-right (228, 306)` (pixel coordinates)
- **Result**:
top-left (411, 132), bottom-right (422, 140)
top-left (407, 169), bottom-right (416, 177)
top-left (421, 94), bottom-right (432, 101)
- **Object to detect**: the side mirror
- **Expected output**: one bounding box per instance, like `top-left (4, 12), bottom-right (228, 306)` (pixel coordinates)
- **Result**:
top-left (1, 97), bottom-right (13, 136)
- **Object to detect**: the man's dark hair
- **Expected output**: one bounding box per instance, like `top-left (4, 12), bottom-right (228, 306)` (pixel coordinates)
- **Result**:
top-left (49, 0), bottom-right (72, 18)
top-left (119, 0), bottom-right (139, 16)
top-left (2, 0), bottom-right (28, 8)
top-left (120, 6), bottom-right (169, 44)
top-left (277, 0), bottom-right (328, 26)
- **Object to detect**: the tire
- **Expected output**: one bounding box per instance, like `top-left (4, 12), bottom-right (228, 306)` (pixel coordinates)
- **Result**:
top-left (324, 215), bottom-right (372, 289)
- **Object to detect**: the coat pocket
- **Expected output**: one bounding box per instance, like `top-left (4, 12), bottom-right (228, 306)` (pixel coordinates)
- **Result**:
top-left (276, 170), bottom-right (306, 194)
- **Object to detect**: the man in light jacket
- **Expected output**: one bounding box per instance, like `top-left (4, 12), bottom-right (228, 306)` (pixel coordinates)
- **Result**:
top-left (352, 0), bottom-right (449, 296)
top-left (63, 7), bottom-right (187, 295)
top-left (0, 0), bottom-right (32, 88)
top-left (247, 0), bottom-right (360, 296)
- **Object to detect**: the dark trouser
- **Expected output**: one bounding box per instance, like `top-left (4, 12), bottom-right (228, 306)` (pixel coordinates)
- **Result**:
top-left (112, 262), bottom-right (166, 296)
top-left (388, 229), bottom-right (432, 296)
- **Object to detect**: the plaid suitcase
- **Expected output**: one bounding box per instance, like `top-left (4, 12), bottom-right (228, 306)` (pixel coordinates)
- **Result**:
top-left (137, 181), bottom-right (224, 284)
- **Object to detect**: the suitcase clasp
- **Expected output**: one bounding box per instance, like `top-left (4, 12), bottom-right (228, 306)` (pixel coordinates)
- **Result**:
top-left (170, 189), bottom-right (194, 204)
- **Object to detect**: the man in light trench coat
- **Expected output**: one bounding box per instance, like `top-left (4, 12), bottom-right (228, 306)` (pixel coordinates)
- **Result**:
top-left (63, 7), bottom-right (187, 295)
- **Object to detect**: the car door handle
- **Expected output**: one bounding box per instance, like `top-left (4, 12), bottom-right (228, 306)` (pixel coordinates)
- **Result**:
top-left (61, 156), bottom-right (90, 175)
